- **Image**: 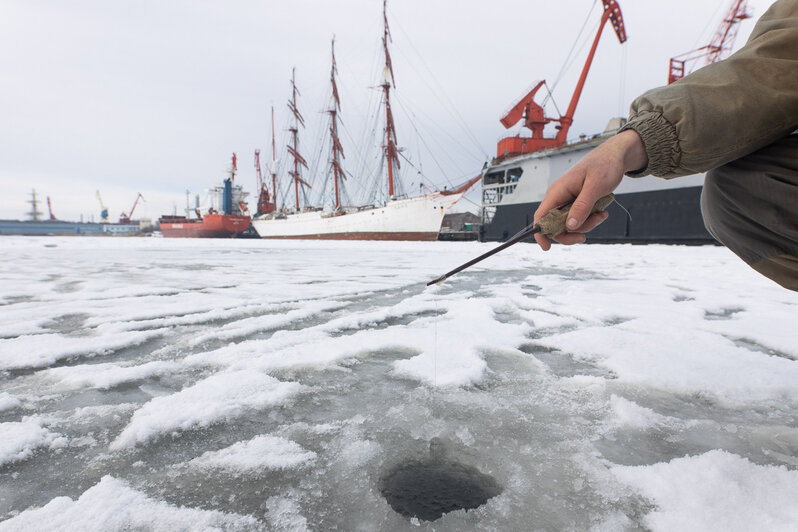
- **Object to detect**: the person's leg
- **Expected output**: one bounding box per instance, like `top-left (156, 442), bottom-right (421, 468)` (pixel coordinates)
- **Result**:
top-left (701, 133), bottom-right (798, 292)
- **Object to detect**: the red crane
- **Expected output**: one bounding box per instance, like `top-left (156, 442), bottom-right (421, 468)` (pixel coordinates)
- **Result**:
top-left (119, 193), bottom-right (144, 223)
top-left (668, 0), bottom-right (751, 84)
top-left (497, 0), bottom-right (627, 159)
top-left (46, 196), bottom-right (57, 220)
top-left (254, 149), bottom-right (275, 215)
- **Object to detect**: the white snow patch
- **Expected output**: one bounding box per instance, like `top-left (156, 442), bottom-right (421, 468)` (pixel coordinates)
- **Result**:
top-left (188, 300), bottom-right (345, 345)
top-left (0, 421), bottom-right (67, 466)
top-left (110, 370), bottom-right (303, 450)
top-left (265, 496), bottom-right (310, 532)
top-left (609, 395), bottom-right (680, 430)
top-left (392, 296), bottom-right (530, 387)
top-left (0, 475), bottom-right (260, 531)
top-left (0, 329), bottom-right (164, 370)
top-left (0, 392), bottom-right (22, 412)
top-left (612, 450), bottom-right (798, 531)
top-left (339, 438), bottom-right (381, 467)
top-left (42, 360), bottom-right (181, 390)
top-left (188, 435), bottom-right (316, 473)
top-left (534, 317), bottom-right (798, 406)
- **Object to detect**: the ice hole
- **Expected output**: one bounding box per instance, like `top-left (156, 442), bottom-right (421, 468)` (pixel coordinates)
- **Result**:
top-left (379, 457), bottom-right (502, 521)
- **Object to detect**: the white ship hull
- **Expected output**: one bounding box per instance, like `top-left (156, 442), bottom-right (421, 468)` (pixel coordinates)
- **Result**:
top-left (252, 192), bottom-right (463, 240)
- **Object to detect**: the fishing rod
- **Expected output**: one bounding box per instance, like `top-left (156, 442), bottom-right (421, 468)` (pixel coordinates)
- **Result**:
top-left (427, 194), bottom-right (615, 286)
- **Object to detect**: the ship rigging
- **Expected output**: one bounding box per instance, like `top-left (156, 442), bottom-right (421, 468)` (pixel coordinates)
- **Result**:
top-left (251, 0), bottom-right (478, 240)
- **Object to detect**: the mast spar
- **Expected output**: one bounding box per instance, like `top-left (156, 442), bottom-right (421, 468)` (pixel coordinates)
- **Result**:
top-left (381, 0), bottom-right (401, 199)
top-left (328, 37), bottom-right (346, 211)
top-left (287, 68), bottom-right (310, 211)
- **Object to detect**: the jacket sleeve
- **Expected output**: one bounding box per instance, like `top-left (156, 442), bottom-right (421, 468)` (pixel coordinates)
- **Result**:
top-left (621, 0), bottom-right (798, 178)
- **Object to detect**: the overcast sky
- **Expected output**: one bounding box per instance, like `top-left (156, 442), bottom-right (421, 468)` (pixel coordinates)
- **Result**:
top-left (1, 0), bottom-right (775, 222)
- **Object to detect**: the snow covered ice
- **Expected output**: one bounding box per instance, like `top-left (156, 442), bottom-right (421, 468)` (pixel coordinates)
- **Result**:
top-left (1, 236), bottom-right (797, 531)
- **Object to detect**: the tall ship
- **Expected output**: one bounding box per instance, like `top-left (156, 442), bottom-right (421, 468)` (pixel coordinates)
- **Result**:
top-left (158, 154), bottom-right (251, 238)
top-left (479, 0), bottom-right (747, 244)
top-left (251, 1), bottom-right (477, 241)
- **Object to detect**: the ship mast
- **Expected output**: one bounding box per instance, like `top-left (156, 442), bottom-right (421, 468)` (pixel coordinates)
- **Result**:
top-left (287, 68), bottom-right (310, 211)
top-left (27, 189), bottom-right (43, 221)
top-left (271, 105), bottom-right (278, 209)
top-left (381, 0), bottom-right (401, 199)
top-left (328, 38), bottom-right (346, 210)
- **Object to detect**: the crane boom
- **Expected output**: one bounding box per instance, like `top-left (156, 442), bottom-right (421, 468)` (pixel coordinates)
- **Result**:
top-left (96, 190), bottom-right (109, 222)
top-left (254, 149), bottom-right (275, 215)
top-left (46, 196), bottom-right (57, 220)
top-left (119, 193), bottom-right (144, 223)
top-left (668, 0), bottom-right (750, 84)
top-left (496, 0), bottom-right (627, 159)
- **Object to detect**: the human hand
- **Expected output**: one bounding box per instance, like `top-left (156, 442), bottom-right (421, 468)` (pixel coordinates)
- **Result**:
top-left (533, 129), bottom-right (647, 250)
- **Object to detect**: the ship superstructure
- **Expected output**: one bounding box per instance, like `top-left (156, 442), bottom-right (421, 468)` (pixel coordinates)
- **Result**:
top-left (158, 154), bottom-right (251, 238)
top-left (480, 0), bottom-right (715, 244)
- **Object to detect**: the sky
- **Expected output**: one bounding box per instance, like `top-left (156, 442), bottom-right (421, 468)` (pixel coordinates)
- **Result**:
top-left (0, 0), bottom-right (776, 222)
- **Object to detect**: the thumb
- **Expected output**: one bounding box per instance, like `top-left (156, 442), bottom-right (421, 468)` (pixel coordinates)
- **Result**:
top-left (564, 184), bottom-right (604, 231)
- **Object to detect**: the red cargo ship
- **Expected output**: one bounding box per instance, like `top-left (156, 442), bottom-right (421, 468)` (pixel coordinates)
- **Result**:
top-left (158, 212), bottom-right (251, 238)
top-left (158, 154), bottom-right (251, 238)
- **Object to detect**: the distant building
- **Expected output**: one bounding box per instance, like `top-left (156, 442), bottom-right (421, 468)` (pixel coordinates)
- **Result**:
top-left (439, 212), bottom-right (480, 241)
top-left (441, 212), bottom-right (480, 232)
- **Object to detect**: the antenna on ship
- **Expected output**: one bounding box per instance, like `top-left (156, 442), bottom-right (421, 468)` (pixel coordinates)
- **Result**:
top-left (328, 37), bottom-right (346, 211)
top-left (287, 68), bottom-right (310, 211)
top-left (381, 0), bottom-right (402, 200)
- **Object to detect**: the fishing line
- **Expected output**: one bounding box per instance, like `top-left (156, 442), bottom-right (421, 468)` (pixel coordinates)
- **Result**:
top-left (433, 296), bottom-right (438, 390)
top-left (614, 197), bottom-right (632, 223)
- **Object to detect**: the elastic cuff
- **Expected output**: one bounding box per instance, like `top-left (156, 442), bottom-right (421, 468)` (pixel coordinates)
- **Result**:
top-left (620, 112), bottom-right (680, 177)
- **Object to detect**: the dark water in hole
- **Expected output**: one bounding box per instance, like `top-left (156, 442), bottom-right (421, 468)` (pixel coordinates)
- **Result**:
top-left (379, 458), bottom-right (503, 521)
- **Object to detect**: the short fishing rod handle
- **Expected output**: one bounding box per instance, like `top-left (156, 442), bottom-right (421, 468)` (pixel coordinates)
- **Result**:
top-left (536, 193), bottom-right (615, 238)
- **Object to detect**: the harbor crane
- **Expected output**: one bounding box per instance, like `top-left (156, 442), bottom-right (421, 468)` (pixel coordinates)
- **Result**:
top-left (497, 0), bottom-right (627, 159)
top-left (668, 0), bottom-right (751, 84)
top-left (95, 190), bottom-right (109, 222)
top-left (254, 150), bottom-right (275, 215)
top-left (119, 193), bottom-right (144, 223)
top-left (46, 196), bottom-right (57, 220)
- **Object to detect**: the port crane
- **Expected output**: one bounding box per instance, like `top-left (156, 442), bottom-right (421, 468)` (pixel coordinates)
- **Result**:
top-left (95, 190), bottom-right (109, 222)
top-left (668, 0), bottom-right (750, 84)
top-left (254, 150), bottom-right (275, 215)
top-left (119, 193), bottom-right (144, 223)
top-left (497, 0), bottom-right (627, 159)
top-left (46, 196), bottom-right (57, 220)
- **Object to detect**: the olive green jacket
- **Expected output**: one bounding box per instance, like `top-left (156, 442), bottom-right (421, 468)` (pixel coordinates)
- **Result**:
top-left (622, 0), bottom-right (798, 178)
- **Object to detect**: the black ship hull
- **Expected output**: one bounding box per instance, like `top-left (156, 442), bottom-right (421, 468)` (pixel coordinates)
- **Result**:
top-left (481, 185), bottom-right (716, 244)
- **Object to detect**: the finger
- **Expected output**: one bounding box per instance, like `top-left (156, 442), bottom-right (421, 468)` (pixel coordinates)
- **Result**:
top-left (534, 231), bottom-right (551, 251)
top-left (534, 180), bottom-right (580, 224)
top-left (573, 211), bottom-right (609, 233)
top-left (564, 180), bottom-right (606, 231)
top-left (552, 232), bottom-right (587, 245)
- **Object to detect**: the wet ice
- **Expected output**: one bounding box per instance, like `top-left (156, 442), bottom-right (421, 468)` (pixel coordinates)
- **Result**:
top-left (1, 237), bottom-right (797, 531)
